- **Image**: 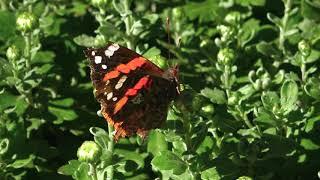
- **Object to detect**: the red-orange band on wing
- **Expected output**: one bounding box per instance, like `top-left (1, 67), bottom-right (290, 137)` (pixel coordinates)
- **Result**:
top-left (113, 75), bottom-right (152, 115)
top-left (103, 70), bottom-right (120, 81)
top-left (114, 96), bottom-right (128, 115)
top-left (103, 57), bottom-right (147, 82)
top-left (116, 64), bottom-right (131, 74)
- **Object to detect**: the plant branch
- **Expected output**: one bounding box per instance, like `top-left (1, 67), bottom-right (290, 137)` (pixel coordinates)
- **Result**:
top-left (106, 123), bottom-right (114, 180)
top-left (279, 0), bottom-right (292, 54)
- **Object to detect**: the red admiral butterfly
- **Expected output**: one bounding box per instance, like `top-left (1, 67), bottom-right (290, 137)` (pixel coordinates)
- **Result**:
top-left (84, 42), bottom-right (179, 140)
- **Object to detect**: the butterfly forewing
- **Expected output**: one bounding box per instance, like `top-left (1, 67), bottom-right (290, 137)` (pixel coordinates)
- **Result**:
top-left (84, 42), bottom-right (179, 140)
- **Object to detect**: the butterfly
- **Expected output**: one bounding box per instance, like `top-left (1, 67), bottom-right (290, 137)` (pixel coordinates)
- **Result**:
top-left (84, 42), bottom-right (179, 140)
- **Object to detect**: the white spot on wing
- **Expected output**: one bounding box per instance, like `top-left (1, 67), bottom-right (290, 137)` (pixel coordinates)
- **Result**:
top-left (108, 43), bottom-right (120, 51)
top-left (107, 92), bottom-right (113, 100)
top-left (112, 97), bottom-right (118, 101)
top-left (101, 64), bottom-right (107, 69)
top-left (94, 56), bottom-right (102, 64)
top-left (119, 75), bottom-right (127, 83)
top-left (105, 80), bottom-right (110, 86)
top-left (105, 49), bottom-right (114, 58)
top-left (91, 51), bottom-right (95, 56)
top-left (115, 82), bottom-right (123, 90)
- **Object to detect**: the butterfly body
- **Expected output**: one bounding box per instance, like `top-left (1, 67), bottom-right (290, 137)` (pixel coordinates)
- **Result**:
top-left (84, 42), bottom-right (179, 140)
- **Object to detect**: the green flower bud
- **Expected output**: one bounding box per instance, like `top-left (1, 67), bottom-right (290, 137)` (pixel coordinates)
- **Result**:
top-left (201, 104), bottom-right (215, 115)
top-left (6, 45), bottom-right (20, 61)
top-left (298, 40), bottom-right (311, 57)
top-left (77, 141), bottom-right (101, 163)
top-left (217, 48), bottom-right (235, 65)
top-left (225, 11), bottom-right (241, 25)
top-left (217, 25), bottom-right (235, 42)
top-left (237, 176), bottom-right (253, 180)
top-left (16, 12), bottom-right (37, 33)
top-left (91, 0), bottom-right (108, 8)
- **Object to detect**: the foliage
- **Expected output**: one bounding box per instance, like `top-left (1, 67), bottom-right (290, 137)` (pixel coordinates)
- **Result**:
top-left (1, 0), bottom-right (320, 179)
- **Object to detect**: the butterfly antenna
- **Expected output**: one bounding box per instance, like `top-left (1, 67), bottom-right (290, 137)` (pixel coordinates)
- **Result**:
top-left (166, 17), bottom-right (171, 67)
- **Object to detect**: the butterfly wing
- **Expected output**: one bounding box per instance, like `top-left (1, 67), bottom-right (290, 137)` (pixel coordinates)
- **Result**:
top-left (84, 42), bottom-right (178, 140)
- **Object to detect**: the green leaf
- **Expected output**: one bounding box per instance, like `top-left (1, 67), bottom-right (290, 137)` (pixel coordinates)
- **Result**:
top-left (305, 115), bottom-right (320, 133)
top-left (201, 87), bottom-right (227, 104)
top-left (114, 149), bottom-right (146, 169)
top-left (256, 41), bottom-right (279, 57)
top-left (280, 80), bottom-right (298, 114)
top-left (8, 155), bottom-right (35, 168)
top-left (89, 127), bottom-right (109, 149)
top-left (32, 51), bottom-right (56, 64)
top-left (151, 151), bottom-right (187, 175)
top-left (48, 106), bottom-right (78, 124)
top-left (58, 160), bottom-right (81, 175)
top-left (73, 34), bottom-right (96, 47)
top-left (0, 92), bottom-right (17, 112)
top-left (0, 138), bottom-right (9, 154)
top-left (301, 0), bottom-right (320, 22)
top-left (0, 11), bottom-right (15, 41)
top-left (267, 13), bottom-right (282, 27)
top-left (147, 130), bottom-right (168, 156)
top-left (196, 136), bottom-right (214, 154)
top-left (261, 91), bottom-right (279, 110)
top-left (183, 0), bottom-right (221, 23)
top-left (201, 167), bottom-right (221, 180)
top-left (304, 77), bottom-right (320, 100)
top-left (143, 47), bottom-right (161, 58)
top-left (35, 64), bottom-right (53, 75)
top-left (50, 98), bottom-right (75, 107)
top-left (73, 163), bottom-right (91, 180)
top-left (255, 108), bottom-right (278, 127)
top-left (300, 138), bottom-right (320, 150)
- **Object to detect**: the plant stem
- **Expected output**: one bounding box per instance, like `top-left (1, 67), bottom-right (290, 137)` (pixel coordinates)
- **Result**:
top-left (107, 123), bottom-right (114, 180)
top-left (90, 163), bottom-right (98, 180)
top-left (301, 56), bottom-right (307, 84)
top-left (123, 0), bottom-right (134, 49)
top-left (279, 0), bottom-right (292, 54)
top-left (24, 33), bottom-right (32, 71)
top-left (301, 63), bottom-right (306, 83)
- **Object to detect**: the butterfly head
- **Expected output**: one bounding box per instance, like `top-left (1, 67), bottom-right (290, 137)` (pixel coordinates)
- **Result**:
top-left (163, 65), bottom-right (180, 95)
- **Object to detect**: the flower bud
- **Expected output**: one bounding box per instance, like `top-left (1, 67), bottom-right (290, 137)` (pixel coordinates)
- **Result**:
top-left (77, 141), bottom-right (101, 163)
top-left (6, 45), bottom-right (20, 61)
top-left (217, 48), bottom-right (235, 65)
top-left (16, 12), bottom-right (37, 33)
top-left (217, 25), bottom-right (235, 42)
top-left (225, 11), bottom-right (241, 25)
top-left (91, 0), bottom-right (108, 8)
top-left (298, 40), bottom-right (311, 57)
